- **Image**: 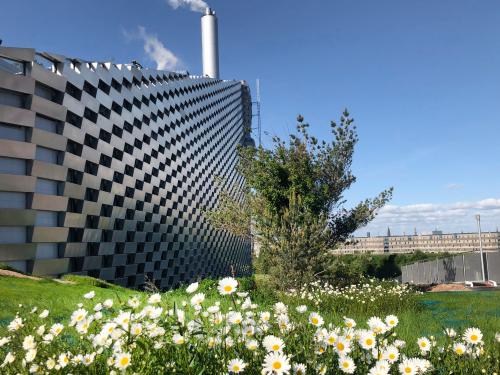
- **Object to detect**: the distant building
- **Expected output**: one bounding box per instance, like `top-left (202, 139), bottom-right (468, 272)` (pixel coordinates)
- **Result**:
top-left (338, 229), bottom-right (500, 254)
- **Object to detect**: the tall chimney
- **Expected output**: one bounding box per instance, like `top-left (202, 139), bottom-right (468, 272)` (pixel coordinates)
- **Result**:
top-left (201, 7), bottom-right (219, 79)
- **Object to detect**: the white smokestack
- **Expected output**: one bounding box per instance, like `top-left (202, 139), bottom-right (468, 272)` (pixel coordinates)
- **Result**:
top-left (201, 7), bottom-right (219, 79)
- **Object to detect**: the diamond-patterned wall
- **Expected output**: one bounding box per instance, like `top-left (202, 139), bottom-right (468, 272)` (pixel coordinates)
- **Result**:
top-left (0, 47), bottom-right (253, 289)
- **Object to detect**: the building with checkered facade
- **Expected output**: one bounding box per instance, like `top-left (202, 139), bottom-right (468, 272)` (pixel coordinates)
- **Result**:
top-left (0, 46), bottom-right (253, 289)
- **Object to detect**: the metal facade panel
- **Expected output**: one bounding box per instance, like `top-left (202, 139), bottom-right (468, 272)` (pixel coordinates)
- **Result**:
top-left (486, 252), bottom-right (500, 282)
top-left (0, 47), bottom-right (252, 288)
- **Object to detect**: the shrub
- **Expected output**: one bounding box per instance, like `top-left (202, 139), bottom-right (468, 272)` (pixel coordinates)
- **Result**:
top-left (206, 111), bottom-right (392, 289)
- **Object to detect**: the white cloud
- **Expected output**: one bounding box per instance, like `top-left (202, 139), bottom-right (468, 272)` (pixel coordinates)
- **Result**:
top-left (445, 183), bottom-right (463, 190)
top-left (167, 0), bottom-right (208, 13)
top-left (124, 26), bottom-right (182, 71)
top-left (356, 198), bottom-right (500, 236)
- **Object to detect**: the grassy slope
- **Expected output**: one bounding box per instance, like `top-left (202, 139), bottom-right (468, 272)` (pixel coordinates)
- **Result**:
top-left (0, 276), bottom-right (137, 326)
top-left (1, 275), bottom-right (499, 343)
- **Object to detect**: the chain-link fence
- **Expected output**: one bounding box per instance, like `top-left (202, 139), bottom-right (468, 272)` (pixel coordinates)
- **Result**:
top-left (401, 251), bottom-right (500, 284)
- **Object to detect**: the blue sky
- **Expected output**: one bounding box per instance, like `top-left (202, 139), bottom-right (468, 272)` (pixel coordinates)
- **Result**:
top-left (1, 0), bottom-right (499, 234)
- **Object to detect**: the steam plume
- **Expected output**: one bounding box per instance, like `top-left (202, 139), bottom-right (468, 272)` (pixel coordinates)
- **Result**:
top-left (167, 0), bottom-right (209, 13)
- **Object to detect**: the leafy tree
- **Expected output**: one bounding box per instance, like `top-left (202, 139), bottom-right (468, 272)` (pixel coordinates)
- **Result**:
top-left (206, 110), bottom-right (393, 289)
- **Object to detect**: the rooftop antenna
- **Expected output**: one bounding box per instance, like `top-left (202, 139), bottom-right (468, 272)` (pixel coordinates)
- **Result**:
top-left (252, 78), bottom-right (262, 146)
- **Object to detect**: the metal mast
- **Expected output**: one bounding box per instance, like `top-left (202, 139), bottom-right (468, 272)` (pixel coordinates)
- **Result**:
top-left (252, 78), bottom-right (262, 146)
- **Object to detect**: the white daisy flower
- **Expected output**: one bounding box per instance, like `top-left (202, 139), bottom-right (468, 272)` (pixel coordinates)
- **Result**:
top-left (308, 312), bottom-right (324, 327)
top-left (186, 282), bottom-right (199, 294)
top-left (338, 356), bottom-right (356, 374)
top-left (218, 277), bottom-right (238, 295)
top-left (172, 333), bottom-right (186, 345)
top-left (263, 335), bottom-right (285, 352)
top-left (262, 352), bottom-right (291, 374)
top-left (293, 363), bottom-right (307, 375)
top-left (114, 352), bottom-right (131, 370)
top-left (453, 342), bottom-right (467, 355)
top-left (83, 291), bottom-right (95, 299)
top-left (190, 292), bottom-right (205, 306)
top-left (385, 315), bottom-right (398, 328)
top-left (463, 327), bottom-right (482, 345)
top-left (358, 330), bottom-right (376, 350)
top-left (148, 293), bottom-right (162, 304)
top-left (417, 337), bottom-right (431, 352)
top-left (227, 358), bottom-right (246, 373)
top-left (295, 305), bottom-right (307, 313)
top-left (398, 358), bottom-right (418, 375)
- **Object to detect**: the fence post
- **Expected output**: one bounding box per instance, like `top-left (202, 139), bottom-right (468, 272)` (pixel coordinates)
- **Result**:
top-left (462, 253), bottom-right (466, 282)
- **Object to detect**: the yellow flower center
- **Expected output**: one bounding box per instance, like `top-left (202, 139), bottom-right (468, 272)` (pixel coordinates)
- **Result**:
top-left (273, 361), bottom-right (282, 370)
top-left (343, 362), bottom-right (349, 368)
top-left (337, 342), bottom-right (345, 351)
top-left (456, 348), bottom-right (463, 354)
top-left (389, 320), bottom-right (395, 325)
top-left (470, 334), bottom-right (478, 341)
top-left (120, 357), bottom-right (129, 366)
top-left (311, 318), bottom-right (319, 325)
top-left (366, 338), bottom-right (373, 346)
top-left (421, 342), bottom-right (426, 347)
top-left (224, 285), bottom-right (233, 292)
top-left (404, 367), bottom-right (412, 374)
top-left (328, 337), bottom-right (335, 344)
top-left (272, 344), bottom-right (280, 351)
top-left (389, 354), bottom-right (395, 359)
top-left (233, 365), bottom-right (240, 371)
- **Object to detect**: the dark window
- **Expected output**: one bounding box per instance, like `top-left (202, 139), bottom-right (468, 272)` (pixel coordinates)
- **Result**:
top-left (111, 101), bottom-right (122, 115)
top-left (84, 133), bottom-right (98, 149)
top-left (100, 204), bottom-right (113, 217)
top-left (99, 129), bottom-right (111, 143)
top-left (99, 153), bottom-right (112, 167)
top-left (66, 111), bottom-right (82, 128)
top-left (66, 139), bottom-right (83, 156)
top-left (123, 99), bottom-right (132, 112)
top-left (98, 105), bottom-right (111, 119)
top-left (84, 160), bottom-right (99, 175)
top-left (112, 124), bottom-right (123, 138)
top-left (113, 171), bottom-right (124, 183)
top-left (83, 81), bottom-right (97, 97)
top-left (67, 168), bottom-right (83, 184)
top-left (65, 82), bottom-right (82, 100)
top-left (85, 187), bottom-right (99, 202)
top-left (98, 79), bottom-right (110, 95)
top-left (112, 148), bottom-right (123, 161)
top-left (83, 107), bottom-right (98, 123)
top-left (111, 78), bottom-right (122, 92)
top-left (100, 178), bottom-right (112, 192)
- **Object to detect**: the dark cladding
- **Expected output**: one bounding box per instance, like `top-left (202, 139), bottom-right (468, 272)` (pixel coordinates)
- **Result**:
top-left (0, 47), bottom-right (252, 289)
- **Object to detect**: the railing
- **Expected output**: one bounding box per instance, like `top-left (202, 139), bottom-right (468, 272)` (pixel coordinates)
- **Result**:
top-left (401, 251), bottom-right (500, 284)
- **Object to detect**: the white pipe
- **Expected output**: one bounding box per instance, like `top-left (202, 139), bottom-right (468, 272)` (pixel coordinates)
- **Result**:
top-left (201, 8), bottom-right (219, 79)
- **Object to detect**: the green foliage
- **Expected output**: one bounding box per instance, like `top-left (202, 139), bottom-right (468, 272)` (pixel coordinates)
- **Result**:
top-left (206, 110), bottom-right (393, 289)
top-left (327, 251), bottom-right (457, 283)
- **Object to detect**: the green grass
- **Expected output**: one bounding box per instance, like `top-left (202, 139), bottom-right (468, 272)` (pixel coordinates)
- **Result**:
top-left (1, 274), bottom-right (499, 345)
top-left (0, 276), bottom-right (137, 327)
